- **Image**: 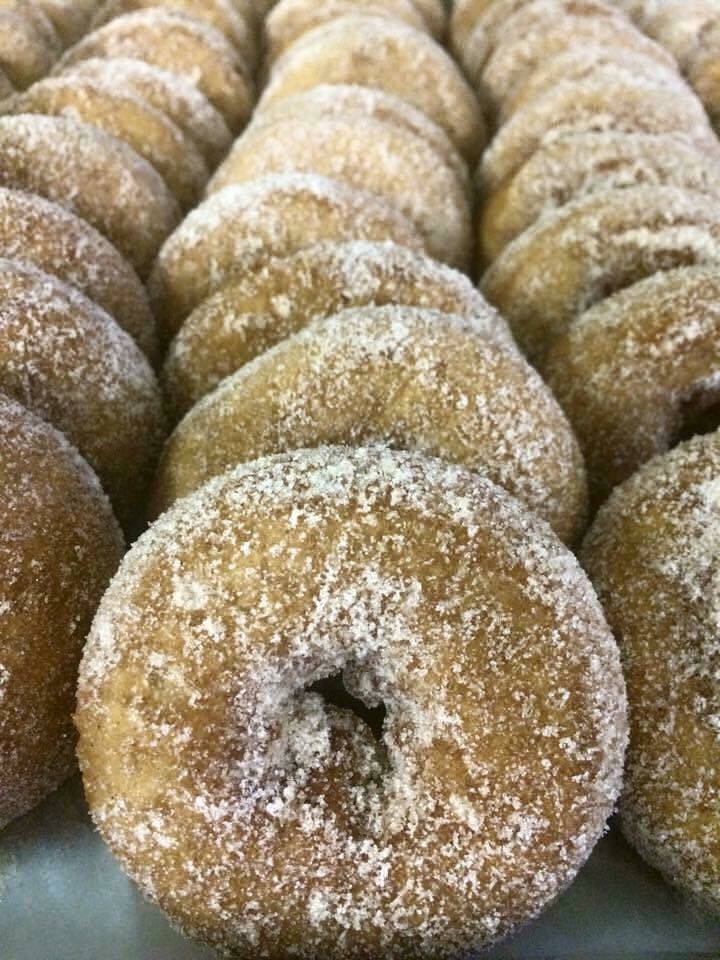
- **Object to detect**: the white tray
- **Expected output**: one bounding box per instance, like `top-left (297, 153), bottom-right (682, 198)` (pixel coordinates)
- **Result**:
top-left (1, 776), bottom-right (719, 959)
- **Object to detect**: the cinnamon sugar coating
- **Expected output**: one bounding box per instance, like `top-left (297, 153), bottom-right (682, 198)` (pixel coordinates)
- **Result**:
top-left (152, 305), bottom-right (587, 543)
top-left (1, 396), bottom-right (123, 829)
top-left (582, 430), bottom-right (720, 915)
top-left (78, 445), bottom-right (626, 957)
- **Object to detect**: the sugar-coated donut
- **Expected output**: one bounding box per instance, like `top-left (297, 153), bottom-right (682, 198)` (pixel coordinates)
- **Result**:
top-left (480, 132), bottom-right (720, 263)
top-left (479, 1), bottom-right (673, 112)
top-left (0, 114), bottom-right (179, 278)
top-left (259, 14), bottom-right (484, 161)
top-left (162, 241), bottom-right (514, 419)
top-left (243, 84), bottom-right (471, 199)
top-left (0, 5), bottom-right (59, 89)
top-left (479, 75), bottom-right (717, 194)
top-left (481, 185), bottom-right (720, 366)
top-left (544, 266), bottom-right (720, 506)
top-left (78, 444), bottom-right (626, 958)
top-left (0, 187), bottom-right (157, 360)
top-left (410, 0), bottom-right (445, 35)
top-left (643, 0), bottom-right (715, 71)
top-left (34, 0), bottom-right (98, 46)
top-left (205, 112), bottom-right (471, 270)
top-left (581, 430), bottom-right (720, 915)
top-left (0, 396), bottom-right (123, 830)
top-left (264, 0), bottom-right (427, 63)
top-left (149, 174), bottom-right (424, 339)
top-left (152, 305), bottom-right (587, 543)
top-left (688, 21), bottom-right (720, 132)
top-left (12, 76), bottom-right (209, 211)
top-left (60, 57), bottom-right (232, 167)
top-left (0, 260), bottom-right (165, 532)
top-left (449, 0), bottom-right (494, 59)
top-left (57, 10), bottom-right (255, 131)
top-left (90, 0), bottom-right (258, 70)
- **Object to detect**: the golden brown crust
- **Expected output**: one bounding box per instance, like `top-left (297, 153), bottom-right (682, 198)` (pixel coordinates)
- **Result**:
top-left (0, 4), bottom-right (60, 89)
top-left (0, 395), bottom-right (123, 829)
top-left (152, 305), bottom-right (587, 543)
top-left (78, 445), bottom-right (625, 957)
top-left (0, 260), bottom-right (165, 532)
top-left (582, 430), bottom-right (720, 915)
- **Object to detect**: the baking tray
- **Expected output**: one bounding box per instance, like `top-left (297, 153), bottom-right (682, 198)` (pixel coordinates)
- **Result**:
top-left (1, 775), bottom-right (718, 959)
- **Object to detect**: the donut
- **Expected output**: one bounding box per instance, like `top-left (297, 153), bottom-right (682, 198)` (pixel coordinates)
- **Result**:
top-left (479, 1), bottom-right (674, 113)
top-left (79, 443), bottom-right (625, 957)
top-left (481, 185), bottom-right (720, 366)
top-left (480, 132), bottom-right (720, 263)
top-left (56, 10), bottom-right (255, 131)
top-left (479, 75), bottom-right (717, 195)
top-left (0, 114), bottom-right (179, 278)
top-left (162, 241), bottom-right (514, 420)
top-left (12, 75), bottom-right (209, 211)
top-left (259, 14), bottom-right (484, 161)
top-left (409, 0), bottom-right (445, 36)
top-left (205, 112), bottom-right (472, 270)
top-left (0, 5), bottom-right (59, 88)
top-left (152, 305), bottom-right (587, 543)
top-left (247, 85), bottom-right (470, 198)
top-left (688, 21), bottom-right (720, 131)
top-left (544, 266), bottom-right (720, 507)
top-left (501, 43), bottom-right (682, 121)
top-left (0, 187), bottom-right (157, 360)
top-left (90, 0), bottom-right (258, 71)
top-left (148, 174), bottom-right (425, 339)
top-left (643, 0), bottom-right (715, 71)
top-left (581, 430), bottom-right (720, 915)
top-left (263, 0), bottom-right (427, 64)
top-left (60, 57), bottom-right (232, 167)
top-left (0, 66), bottom-right (13, 98)
top-left (33, 0), bottom-right (98, 46)
top-left (0, 260), bottom-right (165, 532)
top-left (449, 0), bottom-right (494, 59)
top-left (0, 395), bottom-right (123, 830)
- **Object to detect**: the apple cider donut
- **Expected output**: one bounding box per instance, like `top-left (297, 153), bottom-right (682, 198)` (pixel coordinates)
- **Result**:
top-left (581, 430), bottom-right (720, 915)
top-left (0, 260), bottom-right (165, 532)
top-left (0, 396), bottom-right (123, 830)
top-left (544, 266), bottom-right (720, 507)
top-left (61, 58), bottom-right (232, 167)
top-left (480, 132), bottom-right (720, 263)
top-left (79, 444), bottom-right (625, 958)
top-left (259, 15), bottom-right (484, 161)
top-left (643, 0), bottom-right (715, 72)
top-left (0, 114), bottom-right (179, 278)
top-left (247, 85), bottom-right (470, 197)
top-left (206, 113), bottom-right (471, 270)
top-left (0, 3), bottom-right (59, 89)
top-left (481, 185), bottom-right (720, 366)
top-left (152, 305), bottom-right (587, 542)
top-left (162, 241), bottom-right (514, 419)
top-left (0, 187), bottom-right (157, 360)
top-left (57, 11), bottom-right (255, 131)
top-left (13, 75), bottom-right (209, 210)
top-left (90, 0), bottom-right (258, 71)
top-left (479, 75), bottom-right (717, 195)
top-left (149, 174), bottom-right (424, 339)
top-left (479, 1), bottom-right (673, 113)
top-left (263, 0), bottom-right (427, 64)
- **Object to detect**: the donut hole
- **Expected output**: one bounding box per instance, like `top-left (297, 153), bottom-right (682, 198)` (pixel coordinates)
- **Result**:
top-left (308, 671), bottom-right (387, 742)
top-left (675, 381), bottom-right (720, 445)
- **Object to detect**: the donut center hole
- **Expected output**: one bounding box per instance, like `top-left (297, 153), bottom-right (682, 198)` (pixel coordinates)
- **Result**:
top-left (675, 383), bottom-right (720, 445)
top-left (308, 672), bottom-right (386, 742)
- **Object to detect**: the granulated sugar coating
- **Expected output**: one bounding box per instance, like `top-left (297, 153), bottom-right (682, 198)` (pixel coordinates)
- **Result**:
top-left (152, 305), bottom-right (586, 543)
top-left (582, 430), bottom-right (720, 915)
top-left (148, 174), bottom-right (424, 338)
top-left (481, 185), bottom-right (720, 366)
top-left (1, 396), bottom-right (122, 829)
top-left (77, 445), bottom-right (627, 958)
top-left (162, 240), bottom-right (514, 419)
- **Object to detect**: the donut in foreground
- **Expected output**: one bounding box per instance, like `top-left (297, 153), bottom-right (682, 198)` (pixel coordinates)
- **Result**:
top-left (582, 430), bottom-right (720, 915)
top-left (1, 396), bottom-right (123, 829)
top-left (77, 445), bottom-right (627, 958)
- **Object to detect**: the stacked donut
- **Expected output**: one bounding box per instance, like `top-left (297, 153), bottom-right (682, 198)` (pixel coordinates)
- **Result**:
top-left (618, 0), bottom-right (720, 134)
top-left (453, 0), bottom-right (720, 918)
top-left (0, 0), bottom-right (263, 831)
top-left (71, 1), bottom-right (630, 957)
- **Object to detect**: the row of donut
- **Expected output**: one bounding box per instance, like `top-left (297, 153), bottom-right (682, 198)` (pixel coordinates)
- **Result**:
top-left (450, 0), bottom-right (720, 508)
top-left (451, 0), bottom-right (720, 919)
top-left (613, 0), bottom-right (720, 132)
